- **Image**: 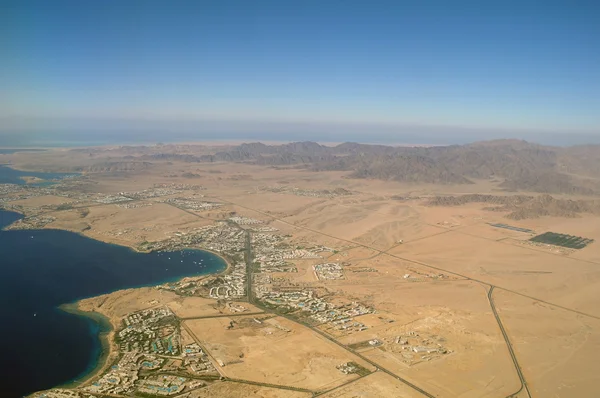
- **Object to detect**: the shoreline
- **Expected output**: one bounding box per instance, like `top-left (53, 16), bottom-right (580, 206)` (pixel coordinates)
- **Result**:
top-left (0, 163), bottom-right (80, 178)
top-left (57, 303), bottom-right (115, 389)
top-left (1, 210), bottom-right (235, 396)
top-left (54, 249), bottom-right (231, 390)
top-left (2, 210), bottom-right (234, 396)
top-left (50, 248), bottom-right (231, 392)
top-left (3, 221), bottom-right (233, 276)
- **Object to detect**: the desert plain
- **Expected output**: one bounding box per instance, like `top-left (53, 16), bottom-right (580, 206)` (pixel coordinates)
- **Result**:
top-left (2, 140), bottom-right (600, 398)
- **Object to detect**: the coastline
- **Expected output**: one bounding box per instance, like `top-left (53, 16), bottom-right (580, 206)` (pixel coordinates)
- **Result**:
top-left (1, 208), bottom-right (234, 274)
top-left (49, 245), bottom-right (232, 391)
top-left (3, 220), bottom-right (234, 276)
top-left (2, 213), bottom-right (233, 277)
top-left (58, 303), bottom-right (116, 389)
top-left (1, 210), bottom-right (234, 395)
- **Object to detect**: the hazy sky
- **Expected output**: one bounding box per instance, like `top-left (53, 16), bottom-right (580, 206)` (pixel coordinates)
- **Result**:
top-left (1, 0), bottom-right (599, 143)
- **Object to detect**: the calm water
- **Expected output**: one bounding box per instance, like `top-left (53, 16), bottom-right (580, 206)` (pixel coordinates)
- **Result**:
top-left (0, 210), bottom-right (226, 397)
top-left (0, 164), bottom-right (76, 185)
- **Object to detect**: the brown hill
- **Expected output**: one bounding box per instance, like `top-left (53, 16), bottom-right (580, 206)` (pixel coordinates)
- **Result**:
top-left (78, 139), bottom-right (600, 195)
top-left (425, 193), bottom-right (600, 219)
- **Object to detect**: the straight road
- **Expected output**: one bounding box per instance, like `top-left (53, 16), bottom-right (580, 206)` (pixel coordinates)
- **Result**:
top-left (487, 286), bottom-right (532, 398)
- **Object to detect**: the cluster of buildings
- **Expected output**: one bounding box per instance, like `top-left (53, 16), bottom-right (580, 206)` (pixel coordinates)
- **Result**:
top-left (161, 258), bottom-right (247, 300)
top-left (260, 186), bottom-right (352, 198)
top-left (157, 274), bottom-right (207, 296)
top-left (82, 306), bottom-right (219, 396)
top-left (381, 331), bottom-right (450, 365)
top-left (282, 248), bottom-right (323, 259)
top-left (0, 184), bottom-right (54, 205)
top-left (248, 225), bottom-right (279, 232)
top-left (0, 178), bottom-right (145, 213)
top-left (0, 183), bottom-right (24, 196)
top-left (153, 183), bottom-right (205, 191)
top-left (1, 198), bottom-right (82, 217)
top-left (182, 343), bottom-right (217, 374)
top-left (94, 195), bottom-right (133, 204)
top-left (116, 201), bottom-right (153, 209)
top-left (117, 184), bottom-right (206, 202)
top-left (313, 302), bottom-right (374, 334)
top-left (84, 352), bottom-right (144, 394)
top-left (228, 216), bottom-right (263, 225)
top-left (207, 261), bottom-right (247, 299)
top-left (32, 390), bottom-right (97, 398)
top-left (252, 233), bottom-right (331, 273)
top-left (5, 215), bottom-right (56, 230)
top-left (119, 187), bottom-right (180, 199)
top-left (250, 233), bottom-right (294, 272)
top-left (313, 263), bottom-right (345, 280)
top-left (83, 352), bottom-right (203, 396)
top-left (140, 223), bottom-right (246, 257)
top-left (251, 233), bottom-right (296, 272)
top-left (336, 362), bottom-right (366, 375)
top-left (136, 375), bottom-right (187, 396)
top-left (161, 197), bottom-right (223, 211)
top-left (257, 289), bottom-right (374, 334)
top-left (117, 307), bottom-right (181, 356)
top-left (158, 274), bottom-right (209, 296)
top-left (187, 223), bottom-right (246, 255)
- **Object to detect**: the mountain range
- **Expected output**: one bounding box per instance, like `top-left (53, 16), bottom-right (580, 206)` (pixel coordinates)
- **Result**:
top-left (76, 139), bottom-right (600, 195)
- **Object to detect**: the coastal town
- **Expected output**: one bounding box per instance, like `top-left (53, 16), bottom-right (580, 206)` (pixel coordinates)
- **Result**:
top-left (1, 174), bottom-right (515, 398)
top-left (10, 175), bottom-right (384, 398)
top-left (3, 143), bottom-right (599, 398)
top-left (5, 0), bottom-right (600, 395)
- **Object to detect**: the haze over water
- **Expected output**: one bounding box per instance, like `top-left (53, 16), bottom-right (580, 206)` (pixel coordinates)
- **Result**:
top-left (0, 164), bottom-right (76, 185)
top-left (0, 210), bottom-right (226, 397)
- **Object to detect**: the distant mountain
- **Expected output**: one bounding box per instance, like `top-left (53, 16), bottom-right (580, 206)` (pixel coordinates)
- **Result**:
top-left (426, 193), bottom-right (600, 219)
top-left (345, 154), bottom-right (473, 184)
top-left (222, 139), bottom-right (600, 193)
top-left (75, 139), bottom-right (600, 195)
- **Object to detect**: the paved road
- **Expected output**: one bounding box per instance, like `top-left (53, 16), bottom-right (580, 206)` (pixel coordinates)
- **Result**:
top-left (180, 312), bottom-right (265, 320)
top-left (217, 196), bottom-right (599, 321)
top-left (242, 227), bottom-right (435, 398)
top-left (172, 195), bottom-right (555, 397)
top-left (487, 286), bottom-right (532, 398)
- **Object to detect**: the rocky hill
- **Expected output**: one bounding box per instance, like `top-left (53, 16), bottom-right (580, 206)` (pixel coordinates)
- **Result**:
top-left (425, 193), bottom-right (600, 219)
top-left (346, 154), bottom-right (472, 184)
top-left (235, 140), bottom-right (600, 193)
top-left (76, 139), bottom-right (600, 195)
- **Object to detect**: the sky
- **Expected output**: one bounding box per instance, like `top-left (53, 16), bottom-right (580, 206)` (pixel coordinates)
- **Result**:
top-left (1, 0), bottom-right (599, 145)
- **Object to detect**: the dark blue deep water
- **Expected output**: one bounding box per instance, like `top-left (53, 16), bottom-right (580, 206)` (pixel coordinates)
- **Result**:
top-left (0, 164), bottom-right (76, 185)
top-left (0, 210), bottom-right (226, 397)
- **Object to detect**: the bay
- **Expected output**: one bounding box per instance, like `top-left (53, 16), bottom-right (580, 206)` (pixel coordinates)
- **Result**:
top-left (0, 210), bottom-right (226, 397)
top-left (0, 164), bottom-right (76, 185)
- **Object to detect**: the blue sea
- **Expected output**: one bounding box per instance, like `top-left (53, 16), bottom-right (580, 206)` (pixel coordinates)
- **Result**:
top-left (0, 210), bottom-right (226, 397)
top-left (0, 164), bottom-right (76, 185)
